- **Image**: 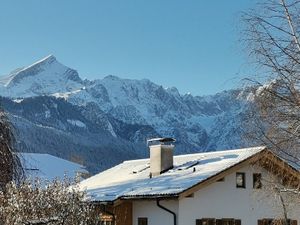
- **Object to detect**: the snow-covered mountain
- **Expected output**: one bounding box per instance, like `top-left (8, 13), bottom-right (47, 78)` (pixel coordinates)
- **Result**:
top-left (0, 55), bottom-right (83, 97)
top-left (0, 56), bottom-right (254, 173)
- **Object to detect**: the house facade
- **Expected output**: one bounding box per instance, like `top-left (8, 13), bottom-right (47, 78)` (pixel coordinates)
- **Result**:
top-left (79, 138), bottom-right (300, 225)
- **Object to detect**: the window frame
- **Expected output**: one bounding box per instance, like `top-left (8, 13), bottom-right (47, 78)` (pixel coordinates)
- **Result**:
top-left (138, 217), bottom-right (148, 225)
top-left (236, 172), bottom-right (246, 188)
top-left (99, 213), bottom-right (114, 225)
top-left (196, 218), bottom-right (216, 225)
top-left (253, 173), bottom-right (262, 189)
top-left (221, 218), bottom-right (235, 225)
top-left (197, 218), bottom-right (241, 225)
top-left (258, 218), bottom-right (297, 225)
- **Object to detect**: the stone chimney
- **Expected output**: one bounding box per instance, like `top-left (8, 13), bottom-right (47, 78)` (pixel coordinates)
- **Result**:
top-left (147, 137), bottom-right (175, 177)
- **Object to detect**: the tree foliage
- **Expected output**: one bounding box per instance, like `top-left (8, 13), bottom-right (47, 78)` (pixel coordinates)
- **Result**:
top-left (242, 0), bottom-right (300, 219)
top-left (0, 111), bottom-right (24, 190)
top-left (242, 0), bottom-right (300, 165)
top-left (0, 179), bottom-right (99, 225)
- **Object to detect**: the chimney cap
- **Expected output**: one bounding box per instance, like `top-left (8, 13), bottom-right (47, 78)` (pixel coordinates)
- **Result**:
top-left (147, 137), bottom-right (176, 146)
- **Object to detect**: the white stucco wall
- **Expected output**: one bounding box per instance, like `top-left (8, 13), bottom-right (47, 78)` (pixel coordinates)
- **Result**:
top-left (132, 164), bottom-right (300, 225)
top-left (133, 200), bottom-right (178, 225)
top-left (178, 164), bottom-right (300, 225)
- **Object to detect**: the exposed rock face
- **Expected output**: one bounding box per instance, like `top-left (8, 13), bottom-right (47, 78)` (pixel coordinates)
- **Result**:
top-left (0, 56), bottom-right (254, 173)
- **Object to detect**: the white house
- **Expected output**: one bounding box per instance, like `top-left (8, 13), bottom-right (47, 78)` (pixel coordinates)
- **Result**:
top-left (78, 138), bottom-right (300, 225)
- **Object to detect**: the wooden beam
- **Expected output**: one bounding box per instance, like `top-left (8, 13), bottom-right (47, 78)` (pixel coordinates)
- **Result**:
top-left (258, 151), bottom-right (300, 188)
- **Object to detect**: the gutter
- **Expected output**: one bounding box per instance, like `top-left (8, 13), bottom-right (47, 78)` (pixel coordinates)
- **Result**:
top-left (156, 199), bottom-right (176, 225)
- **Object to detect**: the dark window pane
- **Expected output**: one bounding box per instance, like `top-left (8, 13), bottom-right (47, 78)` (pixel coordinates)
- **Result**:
top-left (236, 172), bottom-right (246, 188)
top-left (138, 217), bottom-right (148, 225)
top-left (253, 173), bottom-right (262, 189)
top-left (222, 218), bottom-right (235, 225)
top-left (235, 219), bottom-right (242, 225)
top-left (196, 219), bottom-right (203, 225)
top-left (216, 219), bottom-right (222, 225)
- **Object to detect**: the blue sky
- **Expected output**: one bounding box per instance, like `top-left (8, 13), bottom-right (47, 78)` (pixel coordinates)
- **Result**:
top-left (0, 1), bottom-right (257, 95)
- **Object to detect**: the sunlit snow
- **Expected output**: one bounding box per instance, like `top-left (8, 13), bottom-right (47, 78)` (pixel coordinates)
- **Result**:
top-left (79, 146), bottom-right (265, 202)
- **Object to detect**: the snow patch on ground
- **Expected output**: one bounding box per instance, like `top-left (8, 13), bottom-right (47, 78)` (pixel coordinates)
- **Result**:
top-left (67, 119), bottom-right (86, 128)
top-left (13, 98), bottom-right (24, 103)
top-left (19, 152), bottom-right (88, 182)
top-left (45, 110), bottom-right (51, 118)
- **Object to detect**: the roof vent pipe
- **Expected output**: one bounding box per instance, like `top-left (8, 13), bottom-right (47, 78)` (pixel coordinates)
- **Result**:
top-left (147, 137), bottom-right (175, 177)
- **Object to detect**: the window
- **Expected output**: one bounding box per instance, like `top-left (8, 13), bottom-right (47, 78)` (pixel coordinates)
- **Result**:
top-left (138, 217), bottom-right (148, 225)
top-left (196, 218), bottom-right (215, 225)
top-left (235, 220), bottom-right (241, 225)
top-left (253, 173), bottom-right (262, 189)
top-left (258, 219), bottom-right (297, 225)
top-left (236, 172), bottom-right (246, 188)
top-left (196, 218), bottom-right (241, 225)
top-left (100, 213), bottom-right (114, 225)
top-left (218, 219), bottom-right (235, 225)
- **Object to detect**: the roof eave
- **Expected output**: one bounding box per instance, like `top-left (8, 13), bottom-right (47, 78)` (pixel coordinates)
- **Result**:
top-left (88, 146), bottom-right (300, 205)
top-left (178, 147), bottom-right (268, 199)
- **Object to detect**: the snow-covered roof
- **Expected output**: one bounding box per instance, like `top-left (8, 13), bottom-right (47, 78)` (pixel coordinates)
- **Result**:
top-left (19, 153), bottom-right (88, 182)
top-left (79, 146), bottom-right (266, 202)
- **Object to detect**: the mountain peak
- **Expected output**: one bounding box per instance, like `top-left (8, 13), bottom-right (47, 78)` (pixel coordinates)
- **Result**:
top-left (0, 55), bottom-right (83, 96)
top-left (18, 55), bottom-right (57, 73)
top-left (1, 55), bottom-right (60, 87)
top-left (34, 54), bottom-right (57, 65)
top-left (11, 54), bottom-right (57, 76)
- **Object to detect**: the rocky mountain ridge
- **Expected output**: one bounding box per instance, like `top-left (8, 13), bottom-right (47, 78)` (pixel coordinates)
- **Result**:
top-left (0, 56), bottom-right (254, 173)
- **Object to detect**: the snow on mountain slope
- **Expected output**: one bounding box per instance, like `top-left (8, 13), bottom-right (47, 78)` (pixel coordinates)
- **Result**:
top-left (66, 76), bottom-right (239, 150)
top-left (0, 56), bottom-right (256, 172)
top-left (2, 96), bottom-right (149, 173)
top-left (0, 55), bottom-right (83, 97)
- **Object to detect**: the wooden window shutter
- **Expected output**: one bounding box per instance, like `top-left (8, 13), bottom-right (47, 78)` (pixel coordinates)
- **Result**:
top-left (216, 219), bottom-right (222, 225)
top-left (221, 218), bottom-right (235, 225)
top-left (196, 219), bottom-right (203, 225)
top-left (258, 220), bottom-right (264, 225)
top-left (209, 218), bottom-right (216, 225)
top-left (196, 218), bottom-right (216, 225)
top-left (291, 220), bottom-right (298, 225)
top-left (235, 219), bottom-right (241, 225)
top-left (276, 219), bottom-right (283, 225)
top-left (263, 219), bottom-right (271, 225)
